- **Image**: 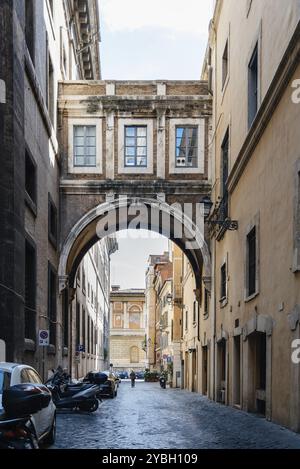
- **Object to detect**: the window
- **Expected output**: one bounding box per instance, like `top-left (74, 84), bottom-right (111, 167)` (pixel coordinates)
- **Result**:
top-left (247, 227), bottom-right (256, 296)
top-left (21, 369), bottom-right (30, 383)
top-left (248, 43), bottom-right (258, 128)
top-left (220, 129), bottom-right (229, 219)
top-left (82, 268), bottom-right (86, 294)
top-left (48, 263), bottom-right (57, 346)
top-left (26, 369), bottom-right (42, 384)
top-left (82, 308), bottom-right (86, 349)
top-left (25, 0), bottom-right (35, 64)
top-left (25, 149), bottom-right (37, 206)
top-left (124, 126), bottom-right (147, 167)
top-left (47, 53), bottom-right (54, 125)
top-left (185, 310), bottom-right (188, 331)
top-left (222, 40), bottom-right (229, 89)
top-left (193, 301), bottom-right (197, 324)
top-left (204, 288), bottom-right (209, 316)
top-left (76, 302), bottom-right (80, 348)
top-left (25, 238), bottom-right (36, 341)
top-left (175, 126), bottom-right (198, 168)
top-left (129, 309), bottom-right (141, 329)
top-left (73, 126), bottom-right (96, 167)
top-left (88, 316), bottom-right (90, 354)
top-left (220, 263), bottom-right (227, 300)
top-left (48, 195), bottom-right (57, 247)
top-left (0, 371), bottom-right (11, 393)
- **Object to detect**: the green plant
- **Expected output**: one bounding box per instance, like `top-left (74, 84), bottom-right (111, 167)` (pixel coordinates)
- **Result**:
top-left (167, 362), bottom-right (173, 378)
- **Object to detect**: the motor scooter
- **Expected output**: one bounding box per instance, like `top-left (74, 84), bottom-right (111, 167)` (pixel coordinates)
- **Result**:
top-left (0, 416), bottom-right (38, 449)
top-left (159, 375), bottom-right (166, 389)
top-left (46, 372), bottom-right (100, 412)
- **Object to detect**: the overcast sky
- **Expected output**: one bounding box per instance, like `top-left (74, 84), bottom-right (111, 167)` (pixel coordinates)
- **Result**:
top-left (99, 0), bottom-right (214, 80)
top-left (99, 1), bottom-right (212, 289)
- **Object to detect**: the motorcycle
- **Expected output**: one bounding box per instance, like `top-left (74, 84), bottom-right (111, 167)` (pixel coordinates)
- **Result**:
top-left (46, 371), bottom-right (100, 412)
top-left (159, 375), bottom-right (167, 389)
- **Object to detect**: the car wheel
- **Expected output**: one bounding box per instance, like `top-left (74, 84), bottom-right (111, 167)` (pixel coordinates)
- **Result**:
top-left (43, 414), bottom-right (56, 446)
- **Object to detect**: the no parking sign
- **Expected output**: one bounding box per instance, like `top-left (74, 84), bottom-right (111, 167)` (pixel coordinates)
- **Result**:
top-left (39, 330), bottom-right (49, 346)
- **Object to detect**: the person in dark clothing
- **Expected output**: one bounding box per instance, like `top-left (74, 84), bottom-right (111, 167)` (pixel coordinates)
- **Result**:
top-left (130, 370), bottom-right (136, 387)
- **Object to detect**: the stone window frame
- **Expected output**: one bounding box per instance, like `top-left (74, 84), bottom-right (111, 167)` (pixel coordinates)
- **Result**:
top-left (68, 118), bottom-right (102, 174)
top-left (244, 212), bottom-right (260, 302)
top-left (293, 158), bottom-right (300, 272)
top-left (169, 118), bottom-right (205, 174)
top-left (118, 118), bottom-right (153, 174)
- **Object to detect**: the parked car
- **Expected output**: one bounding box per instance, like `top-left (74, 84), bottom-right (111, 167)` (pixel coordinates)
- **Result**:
top-left (136, 371), bottom-right (145, 380)
top-left (0, 363), bottom-right (56, 446)
top-left (102, 370), bottom-right (121, 389)
top-left (118, 371), bottom-right (128, 380)
top-left (111, 372), bottom-right (121, 387)
top-left (83, 371), bottom-right (117, 399)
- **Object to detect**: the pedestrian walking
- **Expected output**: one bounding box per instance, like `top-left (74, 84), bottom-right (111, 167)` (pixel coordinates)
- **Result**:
top-left (130, 370), bottom-right (136, 387)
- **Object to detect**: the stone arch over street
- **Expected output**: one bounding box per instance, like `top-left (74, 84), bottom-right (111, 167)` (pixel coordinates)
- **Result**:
top-left (58, 196), bottom-right (211, 296)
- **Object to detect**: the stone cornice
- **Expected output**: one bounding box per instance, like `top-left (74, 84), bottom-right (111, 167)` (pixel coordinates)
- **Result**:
top-left (227, 21), bottom-right (300, 194)
top-left (59, 179), bottom-right (211, 195)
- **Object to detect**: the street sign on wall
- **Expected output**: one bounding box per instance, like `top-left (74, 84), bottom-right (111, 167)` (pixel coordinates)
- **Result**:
top-left (38, 330), bottom-right (49, 346)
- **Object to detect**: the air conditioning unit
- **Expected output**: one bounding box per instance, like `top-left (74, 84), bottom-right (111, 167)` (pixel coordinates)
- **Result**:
top-left (176, 158), bottom-right (186, 167)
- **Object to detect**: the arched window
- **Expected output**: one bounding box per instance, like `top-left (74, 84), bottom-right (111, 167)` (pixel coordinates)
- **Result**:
top-left (130, 346), bottom-right (139, 363)
top-left (129, 305), bottom-right (141, 329)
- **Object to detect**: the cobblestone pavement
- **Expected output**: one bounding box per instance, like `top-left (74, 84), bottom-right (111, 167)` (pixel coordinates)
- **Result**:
top-left (51, 381), bottom-right (300, 449)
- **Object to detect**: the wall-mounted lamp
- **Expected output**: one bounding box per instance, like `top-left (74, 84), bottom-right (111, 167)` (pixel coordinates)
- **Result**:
top-left (201, 196), bottom-right (238, 231)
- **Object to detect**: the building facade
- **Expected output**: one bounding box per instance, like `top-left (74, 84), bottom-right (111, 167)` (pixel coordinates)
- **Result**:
top-left (72, 237), bottom-right (117, 378)
top-left (201, 0), bottom-right (300, 430)
top-left (0, 0), bottom-right (101, 378)
top-left (110, 288), bottom-right (146, 373)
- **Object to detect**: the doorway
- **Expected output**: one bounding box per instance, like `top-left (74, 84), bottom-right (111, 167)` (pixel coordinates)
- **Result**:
top-left (202, 346), bottom-right (208, 395)
top-left (217, 339), bottom-right (226, 403)
top-left (233, 335), bottom-right (241, 406)
top-left (248, 332), bottom-right (267, 416)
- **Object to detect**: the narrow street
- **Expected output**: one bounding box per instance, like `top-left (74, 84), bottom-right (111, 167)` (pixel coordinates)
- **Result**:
top-left (52, 381), bottom-right (300, 449)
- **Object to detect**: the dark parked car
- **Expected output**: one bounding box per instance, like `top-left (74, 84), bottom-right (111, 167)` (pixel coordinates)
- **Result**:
top-left (136, 371), bottom-right (145, 380)
top-left (118, 371), bottom-right (128, 379)
top-left (83, 371), bottom-right (117, 399)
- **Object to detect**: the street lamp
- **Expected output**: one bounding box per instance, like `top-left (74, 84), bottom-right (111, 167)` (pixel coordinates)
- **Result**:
top-left (201, 196), bottom-right (238, 231)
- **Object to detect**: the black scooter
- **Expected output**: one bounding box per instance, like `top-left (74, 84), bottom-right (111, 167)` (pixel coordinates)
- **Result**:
top-left (159, 375), bottom-right (167, 389)
top-left (0, 416), bottom-right (38, 449)
top-left (46, 371), bottom-right (100, 412)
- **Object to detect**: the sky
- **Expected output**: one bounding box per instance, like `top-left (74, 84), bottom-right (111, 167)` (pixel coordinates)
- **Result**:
top-left (99, 0), bottom-right (214, 80)
top-left (110, 231), bottom-right (169, 289)
top-left (99, 1), bottom-right (213, 289)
